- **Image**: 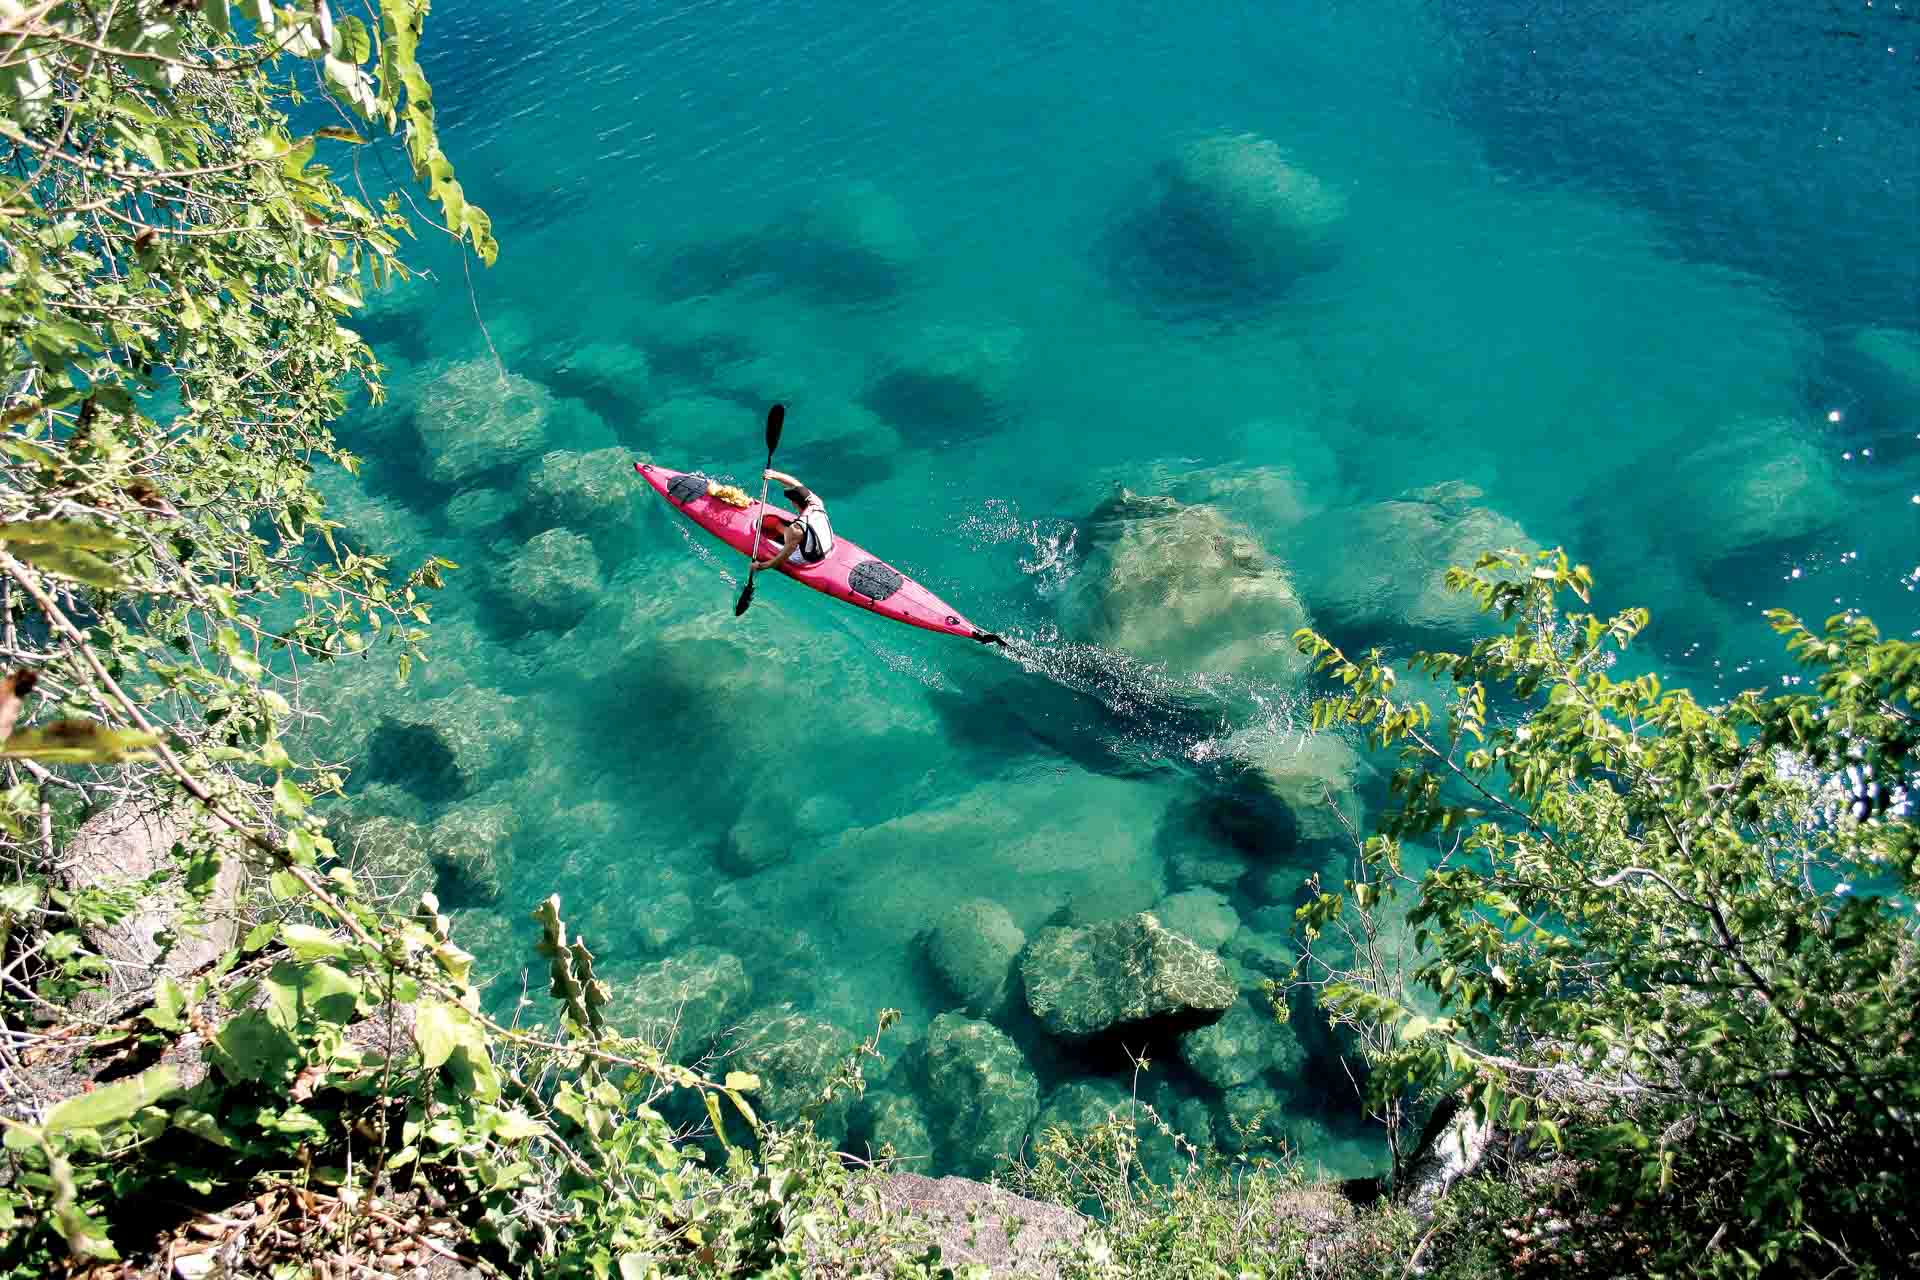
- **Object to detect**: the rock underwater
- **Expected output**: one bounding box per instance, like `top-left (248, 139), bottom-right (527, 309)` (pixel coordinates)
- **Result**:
top-left (1020, 912), bottom-right (1235, 1040)
top-left (1056, 488), bottom-right (1314, 686)
top-left (1290, 481), bottom-right (1534, 647)
top-left (1124, 132), bottom-right (1346, 302)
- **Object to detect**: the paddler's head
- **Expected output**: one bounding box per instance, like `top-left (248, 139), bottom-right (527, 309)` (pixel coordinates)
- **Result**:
top-left (783, 484), bottom-right (813, 508)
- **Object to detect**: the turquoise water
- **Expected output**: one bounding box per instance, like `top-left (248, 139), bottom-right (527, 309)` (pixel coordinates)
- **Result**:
top-left (309, 1), bottom-right (1920, 1178)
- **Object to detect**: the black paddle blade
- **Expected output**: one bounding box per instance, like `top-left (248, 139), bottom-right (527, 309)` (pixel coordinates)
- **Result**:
top-left (765, 403), bottom-right (786, 453)
top-left (734, 576), bottom-right (755, 616)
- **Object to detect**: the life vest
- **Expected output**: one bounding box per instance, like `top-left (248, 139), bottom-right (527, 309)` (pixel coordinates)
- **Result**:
top-left (794, 498), bottom-right (835, 561)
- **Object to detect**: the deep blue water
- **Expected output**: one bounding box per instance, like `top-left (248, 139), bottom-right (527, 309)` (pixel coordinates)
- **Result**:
top-left (309, 0), bottom-right (1920, 1178)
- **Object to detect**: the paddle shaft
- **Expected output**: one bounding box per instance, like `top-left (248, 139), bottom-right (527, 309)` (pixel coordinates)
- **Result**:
top-left (735, 404), bottom-right (786, 616)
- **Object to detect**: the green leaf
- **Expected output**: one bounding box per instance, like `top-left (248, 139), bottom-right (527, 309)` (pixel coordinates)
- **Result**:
top-left (486, 1108), bottom-right (545, 1141)
top-left (2, 722), bottom-right (159, 764)
top-left (264, 960), bottom-right (360, 1029)
top-left (315, 125), bottom-right (367, 145)
top-left (145, 976), bottom-right (188, 1031)
top-left (331, 15), bottom-right (372, 62)
top-left (279, 922), bottom-right (345, 961)
top-left (2, 544), bottom-right (127, 590)
top-left (44, 1065), bottom-right (181, 1134)
top-left (723, 1071), bottom-right (761, 1093)
top-left (414, 998), bottom-right (458, 1069)
top-left (211, 1009), bottom-right (300, 1085)
top-left (272, 775), bottom-right (309, 818)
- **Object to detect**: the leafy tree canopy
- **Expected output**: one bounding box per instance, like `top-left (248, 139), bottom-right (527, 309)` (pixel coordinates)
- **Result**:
top-left (1293, 549), bottom-right (1919, 1276)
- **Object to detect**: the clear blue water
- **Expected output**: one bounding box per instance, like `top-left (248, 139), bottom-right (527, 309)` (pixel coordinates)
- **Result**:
top-left (310, 0), bottom-right (1920, 1178)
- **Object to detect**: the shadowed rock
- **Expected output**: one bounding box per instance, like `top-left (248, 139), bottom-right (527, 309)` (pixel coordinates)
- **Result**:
top-left (1291, 482), bottom-right (1534, 646)
top-left (923, 1012), bottom-right (1041, 1177)
top-left (1020, 912), bottom-right (1235, 1040)
top-left (1118, 132), bottom-right (1345, 306)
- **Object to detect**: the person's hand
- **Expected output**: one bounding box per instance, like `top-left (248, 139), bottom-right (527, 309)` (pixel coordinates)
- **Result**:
top-left (753, 556), bottom-right (777, 570)
top-left (763, 468), bottom-right (777, 480)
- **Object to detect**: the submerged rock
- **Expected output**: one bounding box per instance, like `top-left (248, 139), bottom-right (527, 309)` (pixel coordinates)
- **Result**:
top-left (445, 487), bottom-right (515, 536)
top-left (639, 394), bottom-right (762, 455)
top-left (730, 1006), bottom-right (858, 1145)
top-left (1178, 996), bottom-right (1306, 1091)
top-left (1840, 326), bottom-right (1920, 432)
top-left (1020, 913), bottom-right (1235, 1040)
top-left (1665, 419), bottom-right (1843, 569)
top-left (1292, 482), bottom-right (1533, 646)
top-left (330, 814), bottom-right (437, 907)
top-left (864, 322), bottom-right (1024, 439)
top-left (603, 947), bottom-right (751, 1058)
top-left (501, 528), bottom-right (602, 630)
top-left (366, 689), bottom-right (527, 801)
top-left (524, 447), bottom-right (639, 531)
top-left (427, 803), bottom-right (515, 905)
top-left (1217, 1081), bottom-right (1288, 1153)
top-left (1029, 1078), bottom-right (1134, 1149)
top-left (1152, 888), bottom-right (1240, 951)
top-left (924, 898), bottom-right (1026, 1014)
top-left (544, 341), bottom-right (651, 409)
top-left (856, 1090), bottom-right (935, 1165)
top-left (412, 358), bottom-right (557, 486)
top-left (923, 1012), bottom-right (1041, 1177)
top-left (1240, 730), bottom-right (1369, 845)
top-left (1058, 490), bottom-right (1313, 683)
top-left (1133, 133), bottom-right (1345, 298)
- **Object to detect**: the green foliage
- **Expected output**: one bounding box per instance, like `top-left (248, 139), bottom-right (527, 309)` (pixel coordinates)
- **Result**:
top-left (1290, 548), bottom-right (1920, 1275)
top-left (1007, 1106), bottom-right (1418, 1279)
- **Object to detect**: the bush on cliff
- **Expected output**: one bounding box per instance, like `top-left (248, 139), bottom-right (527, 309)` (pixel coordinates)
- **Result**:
top-left (1288, 549), bottom-right (1920, 1276)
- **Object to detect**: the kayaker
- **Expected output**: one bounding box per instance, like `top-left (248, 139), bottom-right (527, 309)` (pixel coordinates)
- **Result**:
top-left (752, 469), bottom-right (835, 570)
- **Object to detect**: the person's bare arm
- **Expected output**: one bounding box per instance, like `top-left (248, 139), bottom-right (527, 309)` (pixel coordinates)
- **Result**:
top-left (764, 468), bottom-right (802, 488)
top-left (755, 521), bottom-right (803, 570)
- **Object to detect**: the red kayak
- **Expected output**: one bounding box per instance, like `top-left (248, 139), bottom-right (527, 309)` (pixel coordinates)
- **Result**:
top-left (636, 462), bottom-right (1005, 645)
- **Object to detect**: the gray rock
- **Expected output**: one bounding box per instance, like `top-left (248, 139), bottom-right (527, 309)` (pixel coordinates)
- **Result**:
top-left (1020, 913), bottom-right (1235, 1039)
top-left (924, 898), bottom-right (1026, 1013)
top-left (57, 806), bottom-right (246, 1007)
top-left (863, 1173), bottom-right (1086, 1280)
top-left (923, 1012), bottom-right (1041, 1177)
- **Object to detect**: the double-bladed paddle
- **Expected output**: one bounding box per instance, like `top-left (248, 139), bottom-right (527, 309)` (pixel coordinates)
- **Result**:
top-left (734, 403), bottom-right (787, 616)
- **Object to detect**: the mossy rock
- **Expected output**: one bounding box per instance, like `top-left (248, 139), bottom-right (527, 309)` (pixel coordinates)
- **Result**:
top-left (923, 1012), bottom-right (1040, 1178)
top-left (1020, 913), bottom-right (1235, 1040)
